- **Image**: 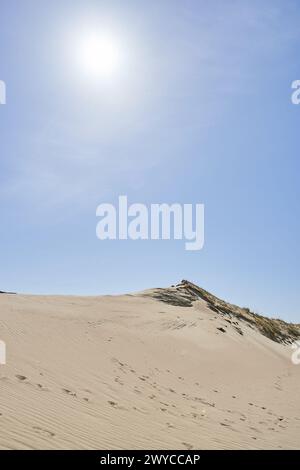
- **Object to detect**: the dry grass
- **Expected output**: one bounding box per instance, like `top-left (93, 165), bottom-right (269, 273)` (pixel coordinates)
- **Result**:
top-left (143, 280), bottom-right (300, 344)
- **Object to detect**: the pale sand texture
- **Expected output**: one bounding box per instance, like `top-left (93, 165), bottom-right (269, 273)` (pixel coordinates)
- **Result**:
top-left (0, 286), bottom-right (299, 449)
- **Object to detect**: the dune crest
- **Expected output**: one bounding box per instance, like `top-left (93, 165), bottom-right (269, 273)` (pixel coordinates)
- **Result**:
top-left (141, 280), bottom-right (300, 344)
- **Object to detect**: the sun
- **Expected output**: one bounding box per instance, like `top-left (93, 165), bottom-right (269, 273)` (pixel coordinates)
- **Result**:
top-left (76, 31), bottom-right (120, 79)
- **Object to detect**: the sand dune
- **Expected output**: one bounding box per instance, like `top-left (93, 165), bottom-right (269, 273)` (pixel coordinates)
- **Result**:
top-left (0, 281), bottom-right (299, 450)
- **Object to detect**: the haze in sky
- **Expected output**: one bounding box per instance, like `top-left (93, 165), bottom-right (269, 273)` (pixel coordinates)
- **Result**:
top-left (0, 0), bottom-right (299, 322)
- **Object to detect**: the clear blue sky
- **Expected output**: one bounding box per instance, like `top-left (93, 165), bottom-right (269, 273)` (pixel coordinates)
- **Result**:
top-left (0, 0), bottom-right (299, 322)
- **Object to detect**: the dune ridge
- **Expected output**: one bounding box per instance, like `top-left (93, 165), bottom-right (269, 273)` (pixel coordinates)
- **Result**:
top-left (141, 280), bottom-right (300, 343)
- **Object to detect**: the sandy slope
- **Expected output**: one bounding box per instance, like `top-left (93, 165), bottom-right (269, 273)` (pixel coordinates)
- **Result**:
top-left (0, 287), bottom-right (299, 450)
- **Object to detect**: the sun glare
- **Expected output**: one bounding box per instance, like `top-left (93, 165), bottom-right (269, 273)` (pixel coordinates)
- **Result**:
top-left (76, 32), bottom-right (120, 79)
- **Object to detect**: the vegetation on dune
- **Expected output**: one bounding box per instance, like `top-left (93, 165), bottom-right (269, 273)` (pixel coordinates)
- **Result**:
top-left (143, 279), bottom-right (300, 344)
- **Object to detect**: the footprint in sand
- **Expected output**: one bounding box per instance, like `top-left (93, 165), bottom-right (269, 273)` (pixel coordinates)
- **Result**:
top-left (114, 377), bottom-right (124, 385)
top-left (108, 400), bottom-right (118, 407)
top-left (33, 426), bottom-right (55, 438)
top-left (182, 442), bottom-right (193, 450)
top-left (36, 383), bottom-right (49, 391)
top-left (16, 375), bottom-right (27, 381)
top-left (249, 426), bottom-right (261, 433)
top-left (108, 400), bottom-right (125, 410)
top-left (62, 388), bottom-right (77, 397)
top-left (160, 401), bottom-right (169, 407)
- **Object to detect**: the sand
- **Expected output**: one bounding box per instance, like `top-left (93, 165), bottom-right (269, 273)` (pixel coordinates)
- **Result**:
top-left (0, 286), bottom-right (299, 450)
